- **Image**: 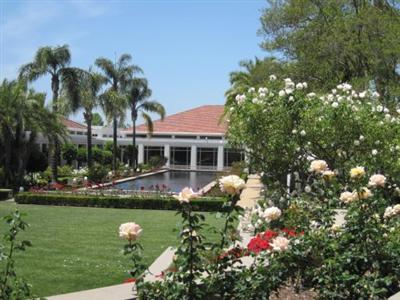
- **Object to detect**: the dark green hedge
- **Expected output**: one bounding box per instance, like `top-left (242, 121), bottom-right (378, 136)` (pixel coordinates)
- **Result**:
top-left (0, 189), bottom-right (12, 201)
top-left (15, 193), bottom-right (226, 212)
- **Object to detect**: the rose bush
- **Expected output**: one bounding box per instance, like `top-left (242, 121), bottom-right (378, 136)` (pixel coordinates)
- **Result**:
top-left (226, 77), bottom-right (400, 193)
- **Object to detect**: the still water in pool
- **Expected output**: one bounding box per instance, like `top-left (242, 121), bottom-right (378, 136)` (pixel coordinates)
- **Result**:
top-left (113, 171), bottom-right (216, 193)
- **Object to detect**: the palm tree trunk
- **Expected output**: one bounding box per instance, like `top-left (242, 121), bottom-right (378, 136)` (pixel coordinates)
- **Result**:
top-left (131, 112), bottom-right (137, 169)
top-left (112, 116), bottom-right (118, 172)
top-left (85, 111), bottom-right (93, 169)
top-left (51, 75), bottom-right (60, 182)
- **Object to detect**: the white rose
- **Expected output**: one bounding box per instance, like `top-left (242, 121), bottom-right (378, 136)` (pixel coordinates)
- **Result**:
top-left (174, 187), bottom-right (200, 203)
top-left (372, 149), bottom-right (378, 156)
top-left (331, 102), bottom-right (339, 108)
top-left (296, 83), bottom-right (303, 90)
top-left (309, 160), bottom-right (328, 173)
top-left (119, 222), bottom-right (143, 241)
top-left (270, 236), bottom-right (290, 252)
top-left (278, 90), bottom-right (286, 97)
top-left (219, 175), bottom-right (246, 195)
top-left (300, 130), bottom-right (306, 136)
top-left (340, 191), bottom-right (357, 204)
top-left (269, 74), bottom-right (277, 81)
top-left (368, 174), bottom-right (386, 188)
top-left (263, 207), bottom-right (282, 222)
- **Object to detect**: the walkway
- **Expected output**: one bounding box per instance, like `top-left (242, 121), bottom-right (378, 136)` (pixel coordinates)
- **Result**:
top-left (237, 174), bottom-right (263, 209)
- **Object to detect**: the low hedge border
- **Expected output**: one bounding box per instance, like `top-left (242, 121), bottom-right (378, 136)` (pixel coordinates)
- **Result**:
top-left (0, 189), bottom-right (12, 201)
top-left (15, 193), bottom-right (227, 212)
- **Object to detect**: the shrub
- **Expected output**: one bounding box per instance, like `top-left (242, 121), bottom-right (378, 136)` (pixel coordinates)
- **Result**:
top-left (15, 193), bottom-right (226, 212)
top-left (61, 143), bottom-right (77, 165)
top-left (148, 156), bottom-right (167, 168)
top-left (0, 189), bottom-right (12, 200)
top-left (88, 163), bottom-right (108, 183)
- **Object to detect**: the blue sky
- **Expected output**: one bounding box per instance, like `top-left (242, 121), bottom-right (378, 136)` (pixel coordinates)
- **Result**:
top-left (1, 0), bottom-right (266, 126)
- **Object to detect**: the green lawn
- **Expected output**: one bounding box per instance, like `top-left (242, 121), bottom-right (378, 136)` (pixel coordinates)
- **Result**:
top-left (0, 202), bottom-right (224, 297)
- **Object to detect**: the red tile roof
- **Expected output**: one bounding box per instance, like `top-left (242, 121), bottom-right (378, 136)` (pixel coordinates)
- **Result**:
top-left (126, 105), bottom-right (226, 134)
top-left (62, 118), bottom-right (87, 130)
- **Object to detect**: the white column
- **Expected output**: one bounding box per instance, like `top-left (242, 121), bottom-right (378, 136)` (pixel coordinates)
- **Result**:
top-left (138, 144), bottom-right (144, 164)
top-left (217, 145), bottom-right (224, 171)
top-left (164, 144), bottom-right (170, 168)
top-left (190, 145), bottom-right (197, 170)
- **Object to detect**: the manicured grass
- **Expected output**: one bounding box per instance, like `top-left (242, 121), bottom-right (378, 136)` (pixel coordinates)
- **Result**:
top-left (0, 202), bottom-right (225, 297)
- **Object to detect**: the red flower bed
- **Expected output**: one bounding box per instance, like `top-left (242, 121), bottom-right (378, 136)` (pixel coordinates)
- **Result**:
top-left (247, 228), bottom-right (303, 254)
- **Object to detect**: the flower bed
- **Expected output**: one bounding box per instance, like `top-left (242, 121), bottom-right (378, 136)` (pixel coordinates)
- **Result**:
top-left (15, 192), bottom-right (226, 212)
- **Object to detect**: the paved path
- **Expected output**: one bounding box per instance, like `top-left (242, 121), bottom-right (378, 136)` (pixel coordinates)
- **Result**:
top-left (237, 174), bottom-right (263, 209)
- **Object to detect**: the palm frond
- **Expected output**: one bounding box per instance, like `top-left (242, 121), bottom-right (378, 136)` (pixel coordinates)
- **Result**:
top-left (95, 57), bottom-right (116, 82)
top-left (141, 112), bottom-right (154, 134)
top-left (60, 67), bottom-right (84, 112)
top-left (139, 101), bottom-right (166, 120)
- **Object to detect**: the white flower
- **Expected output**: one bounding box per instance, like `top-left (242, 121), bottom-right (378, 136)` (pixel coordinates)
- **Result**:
top-left (376, 105), bottom-right (384, 112)
top-left (119, 222), bottom-right (142, 241)
top-left (309, 160), bottom-right (328, 173)
top-left (331, 102), bottom-right (339, 108)
top-left (302, 82), bottom-right (308, 88)
top-left (359, 135), bottom-right (365, 141)
top-left (278, 90), bottom-right (286, 97)
top-left (322, 170), bottom-right (336, 181)
top-left (270, 236), bottom-right (290, 252)
top-left (340, 191), bottom-right (357, 204)
top-left (296, 83), bottom-right (304, 90)
top-left (350, 166), bottom-right (365, 179)
top-left (292, 129), bottom-right (297, 134)
top-left (300, 130), bottom-right (306, 136)
top-left (359, 91), bottom-right (366, 98)
top-left (174, 187), bottom-right (200, 203)
top-left (304, 185), bottom-right (312, 193)
top-left (269, 74), bottom-right (277, 81)
top-left (248, 87), bottom-right (255, 93)
top-left (263, 207), bottom-right (282, 222)
top-left (372, 149), bottom-right (378, 156)
top-left (354, 140), bottom-right (360, 146)
top-left (384, 206), bottom-right (395, 219)
top-left (289, 96), bottom-right (294, 102)
top-left (307, 92), bottom-right (316, 98)
top-left (368, 174), bottom-right (386, 188)
top-left (219, 175), bottom-right (246, 195)
top-left (285, 88), bottom-right (294, 94)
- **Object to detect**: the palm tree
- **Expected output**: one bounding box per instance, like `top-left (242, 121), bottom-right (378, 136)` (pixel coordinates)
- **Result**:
top-left (125, 78), bottom-right (165, 168)
top-left (19, 45), bottom-right (81, 182)
top-left (77, 70), bottom-right (106, 169)
top-left (95, 54), bottom-right (142, 172)
top-left (0, 79), bottom-right (66, 189)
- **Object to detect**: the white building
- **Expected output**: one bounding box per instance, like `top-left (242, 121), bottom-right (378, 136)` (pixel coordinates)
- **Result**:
top-left (37, 105), bottom-right (243, 171)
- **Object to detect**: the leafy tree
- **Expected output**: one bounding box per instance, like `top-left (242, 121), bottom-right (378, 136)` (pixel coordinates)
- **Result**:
top-left (61, 143), bottom-right (77, 165)
top-left (259, 0), bottom-right (400, 102)
top-left (75, 70), bottom-right (105, 168)
top-left (91, 112), bottom-right (104, 126)
top-left (76, 147), bottom-right (87, 168)
top-left (0, 79), bottom-right (65, 189)
top-left (95, 54), bottom-right (142, 172)
top-left (19, 45), bottom-right (81, 181)
top-left (225, 57), bottom-right (290, 105)
top-left (26, 145), bottom-right (48, 173)
top-left (125, 78), bottom-right (165, 168)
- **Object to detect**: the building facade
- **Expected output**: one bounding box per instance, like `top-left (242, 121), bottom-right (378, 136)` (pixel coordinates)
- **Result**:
top-left (37, 105), bottom-right (243, 171)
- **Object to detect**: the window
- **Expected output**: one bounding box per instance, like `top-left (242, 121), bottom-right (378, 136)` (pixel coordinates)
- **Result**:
top-left (171, 147), bottom-right (191, 166)
top-left (197, 147), bottom-right (218, 167)
top-left (144, 146), bottom-right (164, 164)
top-left (224, 149), bottom-right (245, 167)
top-left (199, 136), bottom-right (222, 140)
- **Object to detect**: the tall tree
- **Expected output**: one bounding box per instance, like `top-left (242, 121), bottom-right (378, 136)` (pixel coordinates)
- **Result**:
top-left (0, 79), bottom-right (65, 189)
top-left (125, 78), bottom-right (165, 168)
top-left (95, 54), bottom-right (142, 172)
top-left (225, 57), bottom-right (289, 105)
top-left (260, 0), bottom-right (400, 101)
top-left (19, 45), bottom-right (81, 181)
top-left (91, 112), bottom-right (104, 126)
top-left (78, 70), bottom-right (106, 168)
